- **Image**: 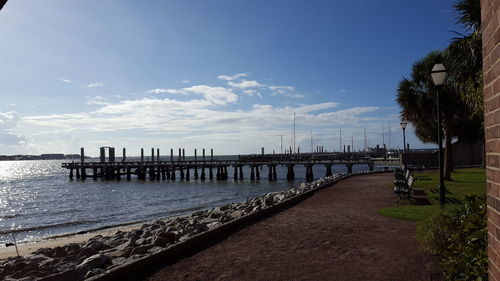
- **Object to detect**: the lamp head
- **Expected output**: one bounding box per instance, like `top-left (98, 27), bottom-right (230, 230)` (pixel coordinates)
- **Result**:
top-left (431, 63), bottom-right (447, 86)
top-left (400, 120), bottom-right (408, 129)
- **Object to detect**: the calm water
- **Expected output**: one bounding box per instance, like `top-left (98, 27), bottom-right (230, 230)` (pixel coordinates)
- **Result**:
top-left (0, 159), bottom-right (378, 244)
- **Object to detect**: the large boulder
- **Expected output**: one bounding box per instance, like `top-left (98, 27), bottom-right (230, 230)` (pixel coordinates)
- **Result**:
top-left (53, 246), bottom-right (67, 258)
top-left (77, 254), bottom-right (111, 269)
top-left (129, 245), bottom-right (153, 256)
top-left (75, 247), bottom-right (99, 264)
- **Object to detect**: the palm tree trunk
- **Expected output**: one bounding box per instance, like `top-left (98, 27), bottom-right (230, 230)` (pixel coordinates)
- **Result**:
top-left (444, 128), bottom-right (453, 180)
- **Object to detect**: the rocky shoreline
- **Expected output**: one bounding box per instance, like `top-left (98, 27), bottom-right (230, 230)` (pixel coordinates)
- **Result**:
top-left (0, 173), bottom-right (360, 281)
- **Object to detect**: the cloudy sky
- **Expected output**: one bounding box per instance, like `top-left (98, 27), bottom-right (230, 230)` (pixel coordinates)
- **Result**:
top-left (0, 0), bottom-right (460, 156)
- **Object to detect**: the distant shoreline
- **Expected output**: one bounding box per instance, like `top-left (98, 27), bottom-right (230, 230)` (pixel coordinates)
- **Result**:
top-left (0, 155), bottom-right (84, 161)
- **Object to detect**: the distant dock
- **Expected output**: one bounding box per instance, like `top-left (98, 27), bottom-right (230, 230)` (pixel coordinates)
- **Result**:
top-left (61, 147), bottom-right (379, 182)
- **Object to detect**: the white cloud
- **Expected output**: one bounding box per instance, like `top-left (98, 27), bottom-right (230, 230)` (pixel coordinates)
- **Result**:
top-left (15, 96), bottom-right (389, 155)
top-left (147, 85), bottom-right (238, 105)
top-left (181, 80), bottom-right (190, 83)
top-left (183, 85), bottom-right (238, 105)
top-left (0, 111), bottom-right (20, 128)
top-left (58, 78), bottom-right (71, 83)
top-left (228, 80), bottom-right (262, 89)
top-left (147, 88), bottom-right (184, 95)
top-left (217, 73), bottom-right (247, 81)
top-left (267, 85), bottom-right (304, 98)
top-left (243, 89), bottom-right (263, 98)
top-left (268, 85), bottom-right (295, 91)
top-left (87, 82), bottom-right (104, 88)
top-left (87, 96), bottom-right (109, 105)
top-left (0, 111), bottom-right (30, 148)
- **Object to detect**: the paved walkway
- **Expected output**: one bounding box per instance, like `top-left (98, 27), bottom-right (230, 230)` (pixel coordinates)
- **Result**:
top-left (147, 173), bottom-right (441, 281)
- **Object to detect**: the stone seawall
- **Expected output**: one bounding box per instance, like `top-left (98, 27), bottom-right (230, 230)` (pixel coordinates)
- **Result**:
top-left (0, 171), bottom-right (386, 281)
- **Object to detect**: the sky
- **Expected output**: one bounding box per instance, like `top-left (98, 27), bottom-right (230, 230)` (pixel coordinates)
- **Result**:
top-left (0, 0), bottom-right (463, 156)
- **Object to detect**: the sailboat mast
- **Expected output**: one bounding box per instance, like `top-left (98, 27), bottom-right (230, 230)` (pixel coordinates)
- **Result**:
top-left (293, 112), bottom-right (296, 154)
top-left (340, 128), bottom-right (342, 151)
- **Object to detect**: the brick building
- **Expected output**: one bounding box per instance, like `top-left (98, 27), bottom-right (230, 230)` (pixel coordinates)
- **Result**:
top-left (482, 0), bottom-right (500, 279)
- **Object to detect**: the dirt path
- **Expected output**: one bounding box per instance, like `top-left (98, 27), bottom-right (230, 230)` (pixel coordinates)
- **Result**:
top-left (146, 173), bottom-right (441, 281)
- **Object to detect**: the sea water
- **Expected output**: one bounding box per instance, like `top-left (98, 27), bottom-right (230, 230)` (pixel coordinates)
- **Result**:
top-left (0, 159), bottom-right (379, 244)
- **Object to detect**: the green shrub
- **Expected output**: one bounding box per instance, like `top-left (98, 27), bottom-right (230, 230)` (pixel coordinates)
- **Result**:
top-left (416, 195), bottom-right (487, 280)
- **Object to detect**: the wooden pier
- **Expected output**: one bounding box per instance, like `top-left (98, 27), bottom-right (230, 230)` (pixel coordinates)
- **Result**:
top-left (61, 147), bottom-right (376, 182)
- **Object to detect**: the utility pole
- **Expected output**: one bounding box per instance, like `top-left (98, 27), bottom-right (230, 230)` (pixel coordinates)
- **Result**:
top-left (310, 131), bottom-right (313, 153)
top-left (364, 128), bottom-right (367, 152)
top-left (382, 123), bottom-right (385, 147)
top-left (388, 120), bottom-right (391, 149)
top-left (351, 135), bottom-right (354, 152)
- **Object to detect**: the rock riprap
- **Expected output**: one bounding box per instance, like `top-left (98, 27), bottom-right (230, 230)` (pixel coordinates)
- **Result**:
top-left (0, 174), bottom-right (349, 281)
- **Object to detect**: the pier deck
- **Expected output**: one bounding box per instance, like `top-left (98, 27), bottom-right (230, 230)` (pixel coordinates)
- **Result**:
top-left (61, 147), bottom-right (381, 181)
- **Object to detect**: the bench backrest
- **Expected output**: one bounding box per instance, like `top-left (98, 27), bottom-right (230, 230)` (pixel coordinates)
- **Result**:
top-left (407, 175), bottom-right (414, 189)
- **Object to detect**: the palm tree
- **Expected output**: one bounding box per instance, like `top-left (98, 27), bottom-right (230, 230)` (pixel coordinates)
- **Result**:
top-left (448, 0), bottom-right (482, 119)
top-left (448, 0), bottom-right (484, 166)
top-left (397, 51), bottom-right (466, 180)
top-left (0, 0), bottom-right (8, 12)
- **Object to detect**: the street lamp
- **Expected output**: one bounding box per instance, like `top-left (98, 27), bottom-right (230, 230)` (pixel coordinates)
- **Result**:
top-left (431, 63), bottom-right (447, 205)
top-left (400, 120), bottom-right (408, 167)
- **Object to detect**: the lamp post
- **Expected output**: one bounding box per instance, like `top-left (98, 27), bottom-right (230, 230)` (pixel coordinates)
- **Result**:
top-left (400, 120), bottom-right (408, 167)
top-left (431, 63), bottom-right (447, 205)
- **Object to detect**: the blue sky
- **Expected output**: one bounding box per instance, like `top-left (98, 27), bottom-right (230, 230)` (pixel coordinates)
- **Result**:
top-left (0, 0), bottom-right (461, 156)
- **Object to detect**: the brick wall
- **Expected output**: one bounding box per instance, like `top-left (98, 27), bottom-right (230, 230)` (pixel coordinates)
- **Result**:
top-left (483, 0), bottom-right (500, 280)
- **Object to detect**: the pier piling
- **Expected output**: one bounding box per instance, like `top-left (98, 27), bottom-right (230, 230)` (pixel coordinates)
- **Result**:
top-left (171, 167), bottom-right (176, 181)
top-left (287, 165), bottom-right (295, 181)
top-left (100, 147), bottom-right (105, 163)
top-left (325, 164), bottom-right (333, 177)
top-left (346, 163), bottom-right (353, 174)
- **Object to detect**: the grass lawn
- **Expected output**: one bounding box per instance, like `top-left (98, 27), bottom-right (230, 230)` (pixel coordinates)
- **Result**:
top-left (378, 168), bottom-right (485, 221)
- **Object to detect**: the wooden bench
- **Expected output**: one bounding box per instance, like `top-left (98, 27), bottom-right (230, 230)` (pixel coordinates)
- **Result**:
top-left (394, 168), bottom-right (410, 186)
top-left (394, 174), bottom-right (414, 202)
